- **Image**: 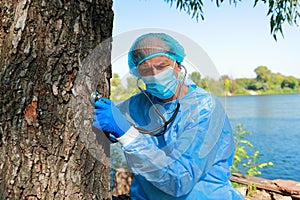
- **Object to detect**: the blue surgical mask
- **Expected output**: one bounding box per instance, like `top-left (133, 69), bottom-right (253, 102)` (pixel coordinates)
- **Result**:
top-left (142, 67), bottom-right (179, 99)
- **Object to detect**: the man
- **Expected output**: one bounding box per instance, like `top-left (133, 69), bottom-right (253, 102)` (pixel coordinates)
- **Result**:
top-left (93, 33), bottom-right (244, 199)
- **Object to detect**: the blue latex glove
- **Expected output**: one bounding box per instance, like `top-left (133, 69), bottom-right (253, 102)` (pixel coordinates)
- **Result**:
top-left (92, 98), bottom-right (131, 142)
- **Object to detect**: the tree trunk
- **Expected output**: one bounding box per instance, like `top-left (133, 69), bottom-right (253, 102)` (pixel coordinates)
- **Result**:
top-left (0, 0), bottom-right (114, 199)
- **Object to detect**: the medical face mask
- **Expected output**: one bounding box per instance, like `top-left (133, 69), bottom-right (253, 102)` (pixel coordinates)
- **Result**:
top-left (142, 67), bottom-right (179, 99)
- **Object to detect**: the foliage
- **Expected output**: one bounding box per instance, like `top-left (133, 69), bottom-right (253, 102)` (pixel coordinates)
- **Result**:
top-left (188, 66), bottom-right (300, 96)
top-left (164, 0), bottom-right (205, 20)
top-left (222, 76), bottom-right (231, 92)
top-left (281, 76), bottom-right (299, 89)
top-left (231, 124), bottom-right (274, 176)
top-left (246, 183), bottom-right (257, 196)
top-left (231, 124), bottom-right (274, 194)
top-left (232, 66), bottom-right (299, 95)
top-left (164, 0), bottom-right (300, 40)
top-left (188, 71), bottom-right (210, 90)
top-left (263, 0), bottom-right (300, 40)
top-left (188, 71), bottom-right (202, 85)
top-left (255, 66), bottom-right (271, 83)
top-left (110, 74), bottom-right (144, 101)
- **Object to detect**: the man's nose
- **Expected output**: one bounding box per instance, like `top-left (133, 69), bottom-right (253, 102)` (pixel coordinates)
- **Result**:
top-left (148, 67), bottom-right (159, 75)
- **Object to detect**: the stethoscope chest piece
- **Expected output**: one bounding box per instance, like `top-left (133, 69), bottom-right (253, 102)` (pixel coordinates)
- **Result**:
top-left (90, 91), bottom-right (103, 105)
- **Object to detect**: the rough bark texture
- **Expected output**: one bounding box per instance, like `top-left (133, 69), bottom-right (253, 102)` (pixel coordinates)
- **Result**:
top-left (0, 0), bottom-right (114, 199)
top-left (111, 169), bottom-right (132, 197)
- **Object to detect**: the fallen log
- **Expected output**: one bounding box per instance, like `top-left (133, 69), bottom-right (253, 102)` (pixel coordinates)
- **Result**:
top-left (230, 173), bottom-right (300, 199)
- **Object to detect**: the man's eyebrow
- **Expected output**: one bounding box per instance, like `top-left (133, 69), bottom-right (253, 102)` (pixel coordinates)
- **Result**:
top-left (139, 61), bottom-right (168, 68)
top-left (153, 60), bottom-right (171, 66)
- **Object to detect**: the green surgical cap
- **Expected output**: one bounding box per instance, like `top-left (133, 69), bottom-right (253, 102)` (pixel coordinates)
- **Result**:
top-left (128, 33), bottom-right (185, 77)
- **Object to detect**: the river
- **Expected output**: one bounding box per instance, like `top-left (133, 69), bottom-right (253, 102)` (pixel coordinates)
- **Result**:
top-left (220, 93), bottom-right (300, 181)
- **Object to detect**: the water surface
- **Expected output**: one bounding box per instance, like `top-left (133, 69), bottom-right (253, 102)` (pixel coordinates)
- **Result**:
top-left (220, 94), bottom-right (300, 181)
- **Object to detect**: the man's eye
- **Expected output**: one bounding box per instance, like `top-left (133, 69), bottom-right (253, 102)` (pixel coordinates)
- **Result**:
top-left (139, 68), bottom-right (149, 75)
top-left (156, 65), bottom-right (168, 70)
top-left (141, 68), bottom-right (149, 72)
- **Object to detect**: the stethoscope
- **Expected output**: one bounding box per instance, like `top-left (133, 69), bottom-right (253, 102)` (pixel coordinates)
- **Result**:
top-left (90, 65), bottom-right (187, 137)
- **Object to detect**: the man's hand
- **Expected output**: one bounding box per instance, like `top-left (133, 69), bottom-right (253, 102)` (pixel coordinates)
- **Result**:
top-left (93, 98), bottom-right (131, 142)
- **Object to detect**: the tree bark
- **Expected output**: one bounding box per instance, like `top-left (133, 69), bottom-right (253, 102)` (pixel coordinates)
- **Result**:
top-left (0, 0), bottom-right (113, 199)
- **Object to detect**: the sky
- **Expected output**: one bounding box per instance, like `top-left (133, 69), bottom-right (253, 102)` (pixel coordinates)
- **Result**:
top-left (111, 0), bottom-right (300, 79)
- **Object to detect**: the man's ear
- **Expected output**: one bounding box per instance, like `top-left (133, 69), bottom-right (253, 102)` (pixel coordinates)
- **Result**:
top-left (176, 63), bottom-right (183, 72)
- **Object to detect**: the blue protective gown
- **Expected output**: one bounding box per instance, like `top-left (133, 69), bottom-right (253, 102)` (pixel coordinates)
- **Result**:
top-left (117, 80), bottom-right (244, 200)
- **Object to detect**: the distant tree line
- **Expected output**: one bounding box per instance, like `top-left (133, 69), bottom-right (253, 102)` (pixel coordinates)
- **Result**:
top-left (219, 66), bottom-right (300, 96)
top-left (111, 66), bottom-right (300, 100)
top-left (187, 66), bottom-right (300, 96)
